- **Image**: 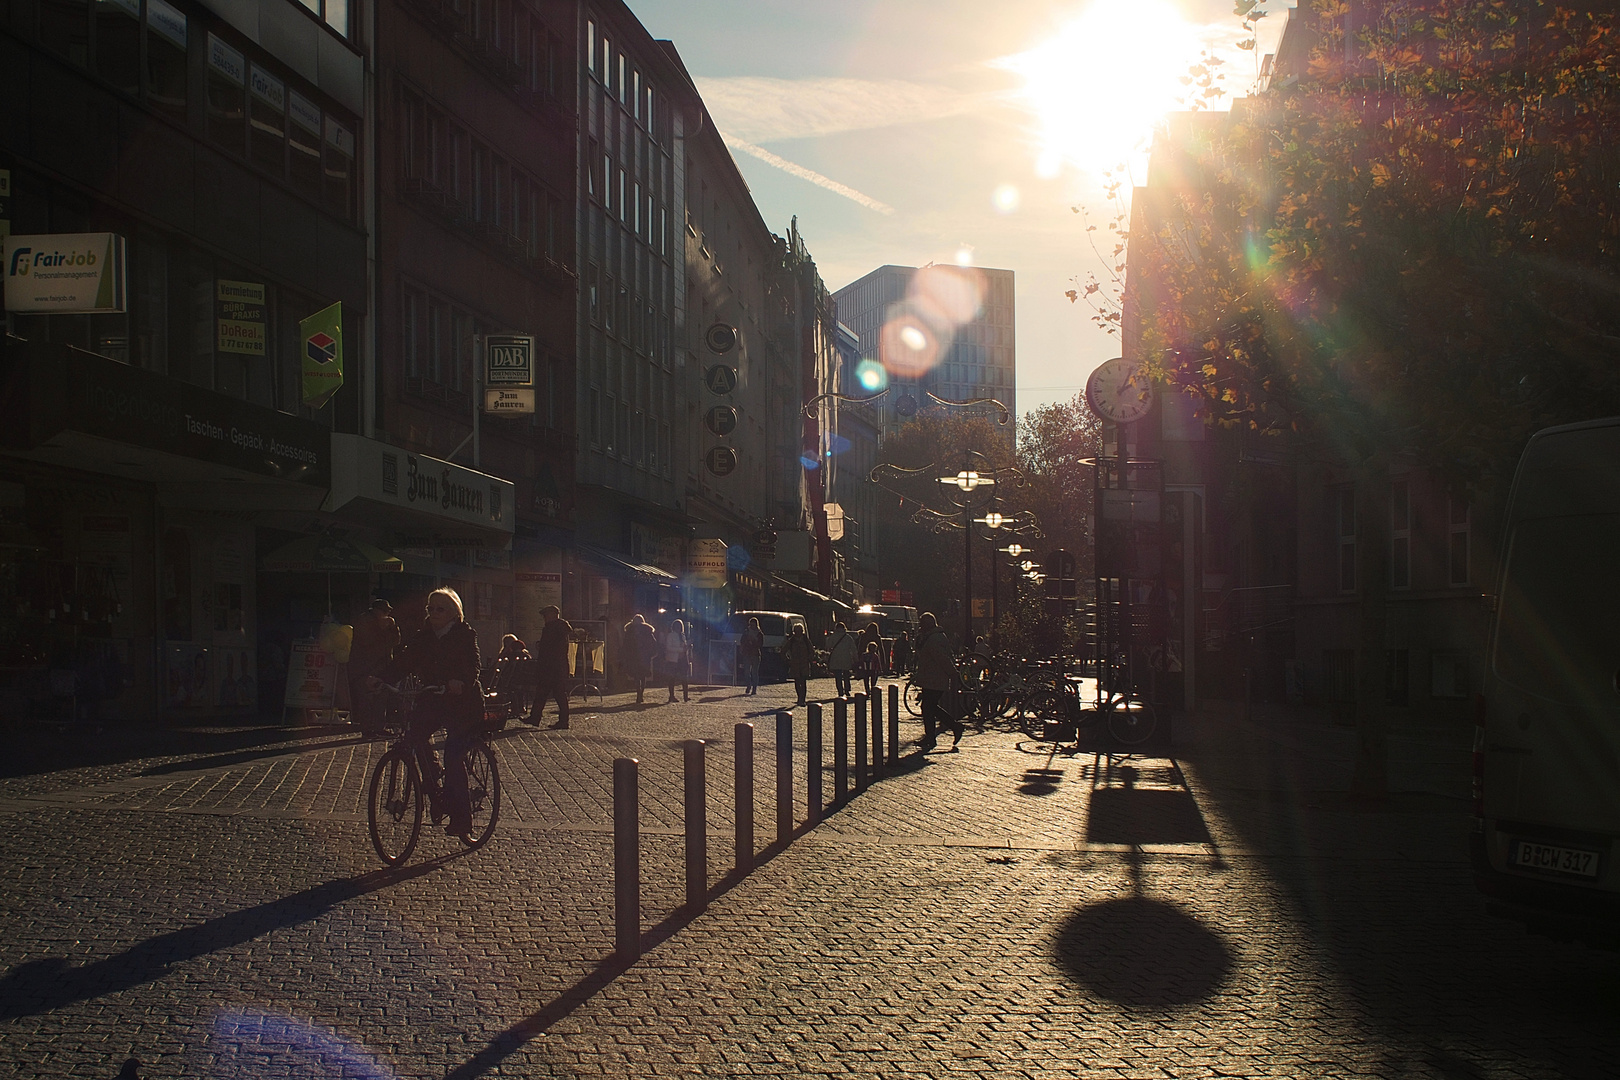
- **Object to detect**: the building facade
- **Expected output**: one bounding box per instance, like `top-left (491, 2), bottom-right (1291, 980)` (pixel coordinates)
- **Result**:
top-left (832, 263), bottom-right (1017, 445)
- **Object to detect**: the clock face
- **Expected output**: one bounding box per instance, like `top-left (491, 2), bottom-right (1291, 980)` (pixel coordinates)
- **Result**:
top-left (1085, 357), bottom-right (1154, 424)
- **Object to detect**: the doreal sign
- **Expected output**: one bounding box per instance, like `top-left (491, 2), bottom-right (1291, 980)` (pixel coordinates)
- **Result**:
top-left (4, 233), bottom-right (127, 313)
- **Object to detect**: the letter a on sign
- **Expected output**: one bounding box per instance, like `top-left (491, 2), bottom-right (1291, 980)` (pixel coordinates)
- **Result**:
top-left (300, 302), bottom-right (344, 408)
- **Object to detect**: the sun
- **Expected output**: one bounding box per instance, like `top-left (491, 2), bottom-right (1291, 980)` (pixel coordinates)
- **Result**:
top-left (1003, 0), bottom-right (1205, 175)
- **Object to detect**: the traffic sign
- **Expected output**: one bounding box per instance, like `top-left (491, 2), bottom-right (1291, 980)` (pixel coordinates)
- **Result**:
top-left (704, 404), bottom-right (738, 437)
top-left (704, 364), bottom-right (738, 395)
top-left (705, 445), bottom-right (739, 477)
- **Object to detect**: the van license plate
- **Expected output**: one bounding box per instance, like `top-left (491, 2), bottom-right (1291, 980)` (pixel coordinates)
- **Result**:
top-left (1511, 840), bottom-right (1601, 879)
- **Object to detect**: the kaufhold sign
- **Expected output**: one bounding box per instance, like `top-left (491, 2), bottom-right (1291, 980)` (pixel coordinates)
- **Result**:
top-left (4, 233), bottom-right (127, 313)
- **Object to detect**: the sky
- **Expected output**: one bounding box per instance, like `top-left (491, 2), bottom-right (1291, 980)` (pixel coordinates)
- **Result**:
top-left (626, 0), bottom-right (1292, 421)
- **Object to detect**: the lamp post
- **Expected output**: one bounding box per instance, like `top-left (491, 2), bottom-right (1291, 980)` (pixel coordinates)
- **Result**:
top-left (973, 511), bottom-right (1006, 648)
top-left (937, 454), bottom-right (996, 647)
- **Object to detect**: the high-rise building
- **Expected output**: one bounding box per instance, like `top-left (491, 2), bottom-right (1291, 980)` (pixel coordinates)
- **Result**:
top-left (832, 264), bottom-right (1017, 443)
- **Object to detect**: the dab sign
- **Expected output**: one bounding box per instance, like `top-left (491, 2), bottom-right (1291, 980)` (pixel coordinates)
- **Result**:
top-left (484, 334), bottom-right (534, 386)
top-left (4, 233), bottom-right (127, 313)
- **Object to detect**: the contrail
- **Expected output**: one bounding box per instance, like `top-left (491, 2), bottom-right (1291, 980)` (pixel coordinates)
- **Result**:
top-left (720, 134), bottom-right (895, 216)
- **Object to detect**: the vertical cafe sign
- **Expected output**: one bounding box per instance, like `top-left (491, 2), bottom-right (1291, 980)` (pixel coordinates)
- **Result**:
top-left (216, 279), bottom-right (266, 358)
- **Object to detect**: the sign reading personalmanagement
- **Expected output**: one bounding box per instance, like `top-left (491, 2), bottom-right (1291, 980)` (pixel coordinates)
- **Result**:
top-left (4, 233), bottom-right (127, 313)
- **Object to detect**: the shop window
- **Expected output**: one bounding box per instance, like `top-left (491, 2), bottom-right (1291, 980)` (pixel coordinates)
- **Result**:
top-left (94, 0), bottom-right (141, 94)
top-left (1448, 496), bottom-right (1470, 585)
top-left (323, 116), bottom-right (355, 220)
top-left (1336, 484), bottom-right (1356, 593)
top-left (145, 0), bottom-right (188, 120)
top-left (1386, 648), bottom-right (1409, 706)
top-left (206, 34), bottom-right (247, 153)
top-left (288, 91), bottom-right (324, 201)
top-left (249, 65), bottom-right (287, 176)
top-left (1390, 479), bottom-right (1410, 589)
top-left (39, 0), bottom-right (90, 67)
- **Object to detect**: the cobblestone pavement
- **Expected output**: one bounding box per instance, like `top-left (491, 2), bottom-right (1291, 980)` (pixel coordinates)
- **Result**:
top-left (2, 681), bottom-right (1617, 1078)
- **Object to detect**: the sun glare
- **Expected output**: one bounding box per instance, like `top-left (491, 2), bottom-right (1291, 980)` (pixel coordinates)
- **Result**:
top-left (1005, 0), bottom-right (1203, 175)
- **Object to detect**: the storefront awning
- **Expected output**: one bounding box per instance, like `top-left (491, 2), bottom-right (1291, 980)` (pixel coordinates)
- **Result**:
top-left (2, 342), bottom-right (330, 510)
top-left (577, 544), bottom-right (680, 584)
top-left (326, 434), bottom-right (515, 549)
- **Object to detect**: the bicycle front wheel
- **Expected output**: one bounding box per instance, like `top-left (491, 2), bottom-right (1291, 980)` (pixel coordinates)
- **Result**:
top-left (1106, 698), bottom-right (1158, 746)
top-left (903, 680), bottom-right (923, 717)
top-left (368, 747), bottom-right (424, 866)
top-left (1019, 689), bottom-right (1066, 738)
top-left (460, 741), bottom-right (502, 849)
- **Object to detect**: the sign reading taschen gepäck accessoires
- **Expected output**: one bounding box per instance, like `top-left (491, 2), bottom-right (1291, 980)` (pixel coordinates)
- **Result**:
top-left (4, 233), bottom-right (127, 313)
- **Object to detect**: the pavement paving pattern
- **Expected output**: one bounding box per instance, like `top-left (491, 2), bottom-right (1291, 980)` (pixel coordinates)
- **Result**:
top-left (2, 679), bottom-right (1617, 1078)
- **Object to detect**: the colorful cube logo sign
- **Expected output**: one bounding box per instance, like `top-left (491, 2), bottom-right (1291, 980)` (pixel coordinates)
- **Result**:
top-left (306, 331), bottom-right (337, 365)
top-left (299, 302), bottom-right (344, 408)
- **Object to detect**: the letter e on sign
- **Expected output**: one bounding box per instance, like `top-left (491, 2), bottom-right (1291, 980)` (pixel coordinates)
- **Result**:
top-left (705, 445), bottom-right (738, 478)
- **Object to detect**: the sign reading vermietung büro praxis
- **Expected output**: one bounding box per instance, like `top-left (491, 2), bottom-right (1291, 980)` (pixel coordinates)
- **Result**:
top-left (4, 233), bottom-right (127, 313)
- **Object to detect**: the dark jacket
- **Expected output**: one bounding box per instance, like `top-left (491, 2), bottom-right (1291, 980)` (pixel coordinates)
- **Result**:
top-left (535, 617), bottom-right (573, 679)
top-left (389, 620), bottom-right (483, 726)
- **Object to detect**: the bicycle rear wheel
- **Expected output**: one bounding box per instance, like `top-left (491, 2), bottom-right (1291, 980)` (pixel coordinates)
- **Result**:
top-left (1019, 688), bottom-right (1066, 738)
top-left (460, 741), bottom-right (501, 849)
top-left (368, 747), bottom-right (424, 865)
top-left (1105, 697), bottom-right (1158, 746)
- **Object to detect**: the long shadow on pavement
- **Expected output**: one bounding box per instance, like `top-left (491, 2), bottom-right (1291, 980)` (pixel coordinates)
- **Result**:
top-left (0, 851), bottom-right (468, 1020)
top-left (1180, 707), bottom-right (1620, 1077)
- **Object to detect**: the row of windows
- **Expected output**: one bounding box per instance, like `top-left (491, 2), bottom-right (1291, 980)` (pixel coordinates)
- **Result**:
top-left (466, 0), bottom-right (565, 97)
top-left (400, 281), bottom-right (558, 426)
top-left (587, 137), bottom-right (669, 256)
top-left (585, 387), bottom-right (671, 476)
top-left (27, 0), bottom-right (359, 223)
top-left (585, 16), bottom-right (658, 138)
top-left (1334, 483), bottom-right (1469, 592)
top-left (400, 86), bottom-right (564, 262)
top-left (585, 264), bottom-right (668, 363)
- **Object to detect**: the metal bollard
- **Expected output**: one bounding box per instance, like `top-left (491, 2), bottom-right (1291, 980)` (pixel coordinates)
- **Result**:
top-left (734, 723), bottom-right (754, 871)
top-left (833, 696), bottom-right (849, 801)
top-left (775, 710), bottom-right (793, 842)
top-left (684, 740), bottom-right (706, 909)
top-left (807, 702), bottom-right (823, 822)
top-left (888, 684), bottom-right (901, 767)
top-left (872, 688), bottom-right (885, 776)
top-left (613, 757), bottom-right (640, 959)
top-left (854, 693), bottom-right (868, 793)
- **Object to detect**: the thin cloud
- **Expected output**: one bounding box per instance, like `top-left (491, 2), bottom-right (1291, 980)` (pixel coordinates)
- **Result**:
top-left (695, 76), bottom-right (989, 143)
top-left (720, 134), bottom-right (896, 216)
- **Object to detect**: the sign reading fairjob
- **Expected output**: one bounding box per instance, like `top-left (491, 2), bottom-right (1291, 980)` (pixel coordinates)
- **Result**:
top-left (4, 233), bottom-right (127, 313)
top-left (484, 334), bottom-right (535, 386)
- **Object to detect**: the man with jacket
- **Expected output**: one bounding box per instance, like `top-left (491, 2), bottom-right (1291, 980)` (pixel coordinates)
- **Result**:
top-left (348, 598), bottom-right (399, 736)
top-left (784, 623), bottom-right (814, 705)
top-left (913, 611), bottom-right (961, 752)
top-left (826, 620), bottom-right (857, 697)
top-left (623, 614), bottom-right (657, 704)
top-left (528, 605), bottom-right (573, 729)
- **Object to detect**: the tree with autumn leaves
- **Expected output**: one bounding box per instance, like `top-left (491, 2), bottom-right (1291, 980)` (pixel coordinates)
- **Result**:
top-left (1117, 0), bottom-right (1619, 793)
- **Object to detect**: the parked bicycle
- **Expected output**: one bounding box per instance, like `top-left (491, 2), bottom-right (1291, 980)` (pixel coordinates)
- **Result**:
top-left (1018, 665), bottom-right (1157, 746)
top-left (366, 676), bottom-right (502, 865)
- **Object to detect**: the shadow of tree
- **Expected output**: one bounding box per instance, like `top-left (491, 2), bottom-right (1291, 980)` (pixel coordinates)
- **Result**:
top-left (1052, 896), bottom-right (1234, 1010)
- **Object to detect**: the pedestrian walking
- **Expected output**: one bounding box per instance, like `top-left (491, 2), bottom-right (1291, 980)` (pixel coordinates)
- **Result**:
top-left (784, 623), bottom-right (814, 705)
top-left (913, 612), bottom-right (962, 752)
top-left (739, 617), bottom-right (764, 695)
top-left (622, 613), bottom-right (657, 704)
top-left (348, 598), bottom-right (399, 736)
top-left (527, 606), bottom-right (573, 729)
top-left (859, 640), bottom-right (884, 698)
top-left (663, 618), bottom-right (691, 702)
top-left (890, 630), bottom-right (913, 676)
top-left (826, 620), bottom-right (857, 697)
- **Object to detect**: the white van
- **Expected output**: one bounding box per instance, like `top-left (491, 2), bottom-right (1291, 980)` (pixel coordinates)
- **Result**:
top-left (1475, 417), bottom-right (1620, 942)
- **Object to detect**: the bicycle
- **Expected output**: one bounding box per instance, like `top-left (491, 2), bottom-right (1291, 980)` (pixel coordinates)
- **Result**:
top-left (1017, 666), bottom-right (1158, 747)
top-left (366, 676), bottom-right (502, 866)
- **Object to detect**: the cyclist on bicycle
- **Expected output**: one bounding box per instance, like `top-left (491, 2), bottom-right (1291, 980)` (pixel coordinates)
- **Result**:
top-left (369, 587), bottom-right (484, 837)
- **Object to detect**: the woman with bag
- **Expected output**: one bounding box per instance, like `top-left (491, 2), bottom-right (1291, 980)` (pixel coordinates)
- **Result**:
top-left (663, 618), bottom-right (691, 703)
